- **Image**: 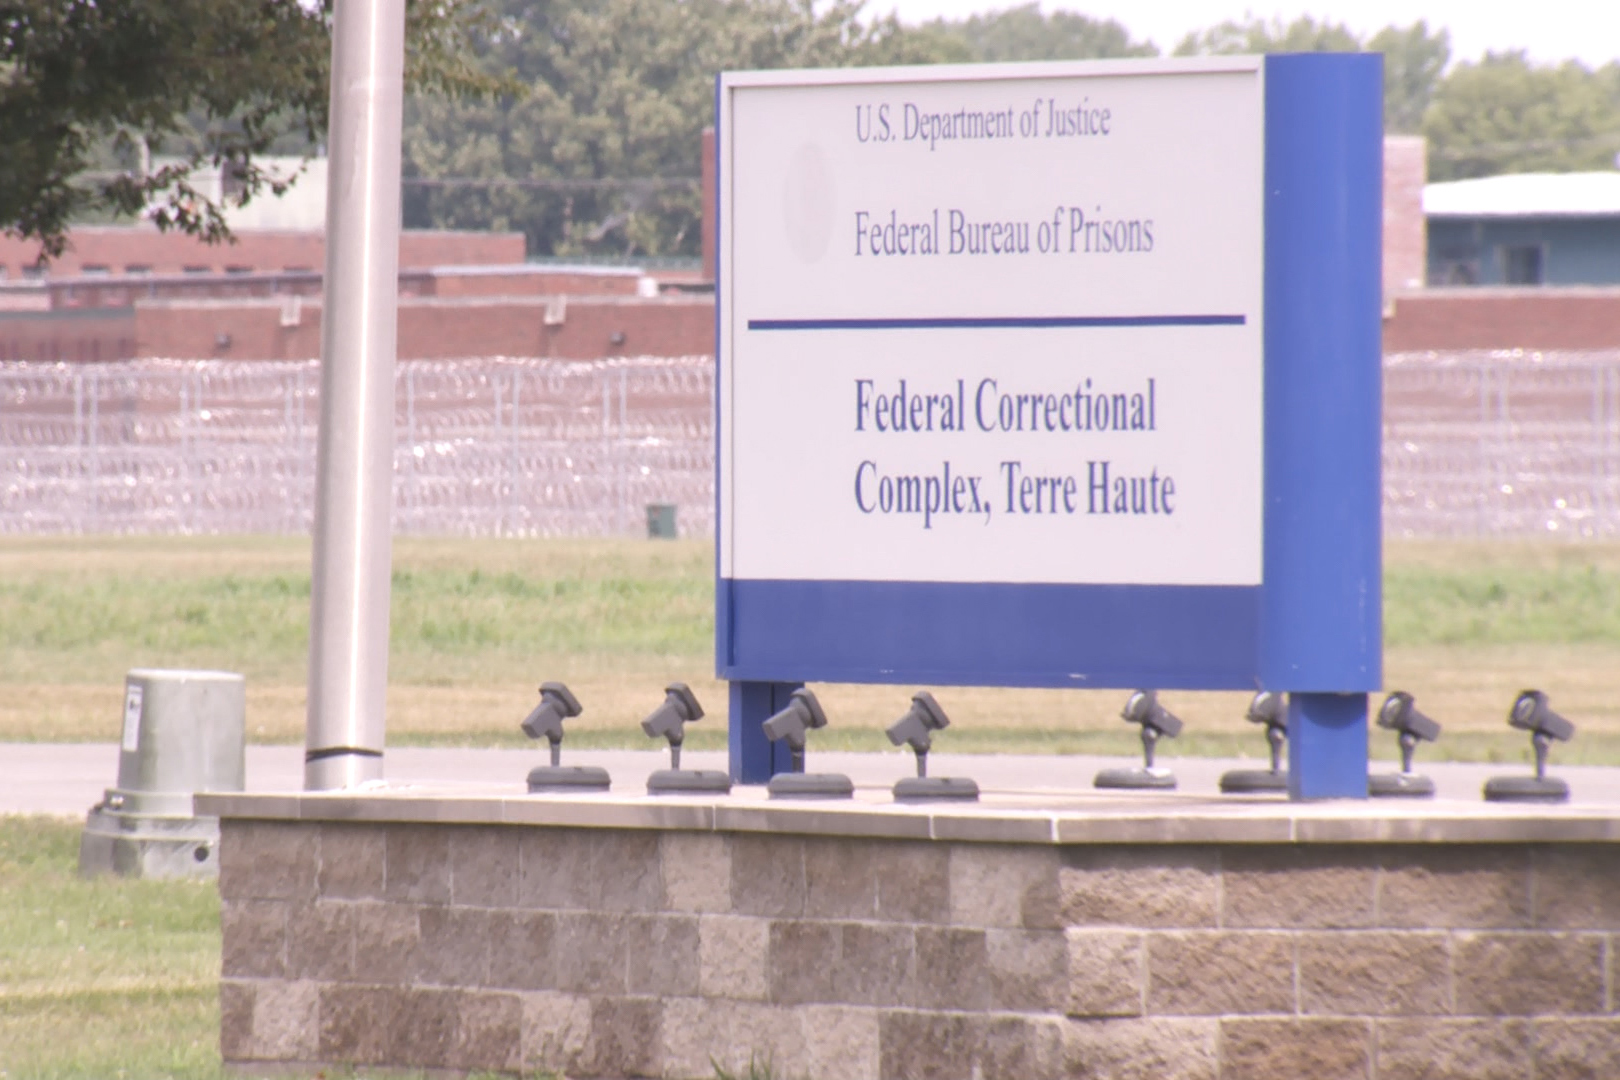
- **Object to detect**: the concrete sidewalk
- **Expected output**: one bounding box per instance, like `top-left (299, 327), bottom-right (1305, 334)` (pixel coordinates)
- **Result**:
top-left (7, 742), bottom-right (1620, 816)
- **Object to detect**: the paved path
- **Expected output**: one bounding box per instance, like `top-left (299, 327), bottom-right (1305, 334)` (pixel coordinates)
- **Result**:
top-left (6, 743), bottom-right (1620, 816)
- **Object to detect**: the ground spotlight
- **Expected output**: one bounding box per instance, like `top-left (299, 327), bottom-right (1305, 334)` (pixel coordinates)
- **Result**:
top-left (886, 691), bottom-right (978, 802)
top-left (1368, 691), bottom-right (1440, 798)
top-left (520, 682), bottom-right (611, 793)
top-left (1220, 691), bottom-right (1288, 794)
top-left (763, 689), bottom-right (853, 800)
top-left (1095, 690), bottom-right (1180, 790)
top-left (643, 682), bottom-right (731, 795)
top-left (1484, 690), bottom-right (1574, 803)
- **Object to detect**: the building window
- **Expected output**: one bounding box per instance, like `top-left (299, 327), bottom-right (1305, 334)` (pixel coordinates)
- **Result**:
top-left (1502, 245), bottom-right (1543, 285)
top-left (1430, 246), bottom-right (1480, 286)
top-left (222, 161), bottom-right (247, 199)
top-left (125, 264), bottom-right (153, 275)
top-left (22, 265), bottom-right (46, 280)
top-left (224, 265), bottom-right (253, 275)
top-left (81, 264), bottom-right (111, 277)
top-left (183, 265), bottom-right (211, 274)
top-left (0, 266), bottom-right (8, 280)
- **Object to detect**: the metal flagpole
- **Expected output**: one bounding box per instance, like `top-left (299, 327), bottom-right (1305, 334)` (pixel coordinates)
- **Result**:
top-left (304, 0), bottom-right (405, 789)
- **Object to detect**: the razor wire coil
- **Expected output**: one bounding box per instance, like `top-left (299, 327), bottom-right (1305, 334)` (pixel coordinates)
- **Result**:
top-left (3, 351), bottom-right (1618, 538)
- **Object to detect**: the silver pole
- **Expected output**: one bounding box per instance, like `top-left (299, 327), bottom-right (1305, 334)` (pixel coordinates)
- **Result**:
top-left (305, 0), bottom-right (405, 790)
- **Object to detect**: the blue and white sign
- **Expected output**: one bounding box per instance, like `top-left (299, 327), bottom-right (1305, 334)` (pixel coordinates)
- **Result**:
top-left (716, 55), bottom-right (1383, 786)
top-left (724, 60), bottom-right (1263, 587)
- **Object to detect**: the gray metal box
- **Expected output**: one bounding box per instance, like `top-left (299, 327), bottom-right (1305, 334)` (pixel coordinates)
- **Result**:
top-left (79, 669), bottom-right (246, 878)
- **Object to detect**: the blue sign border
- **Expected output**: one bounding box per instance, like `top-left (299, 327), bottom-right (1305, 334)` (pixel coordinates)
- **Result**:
top-left (715, 55), bottom-right (1383, 788)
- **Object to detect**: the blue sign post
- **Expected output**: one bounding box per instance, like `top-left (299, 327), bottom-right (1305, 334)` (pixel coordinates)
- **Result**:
top-left (715, 54), bottom-right (1383, 799)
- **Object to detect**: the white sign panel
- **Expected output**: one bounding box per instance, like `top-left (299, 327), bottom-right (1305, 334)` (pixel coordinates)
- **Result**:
top-left (719, 59), bottom-right (1265, 587)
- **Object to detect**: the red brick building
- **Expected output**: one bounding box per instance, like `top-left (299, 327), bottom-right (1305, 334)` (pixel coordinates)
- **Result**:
top-left (131, 293), bottom-right (714, 362)
top-left (1383, 288), bottom-right (1620, 352)
top-left (0, 227), bottom-right (523, 279)
top-left (8, 137), bottom-right (1615, 363)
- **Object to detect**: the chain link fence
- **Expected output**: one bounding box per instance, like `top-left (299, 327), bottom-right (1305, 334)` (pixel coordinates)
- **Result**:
top-left (4, 351), bottom-right (1618, 538)
top-left (1, 357), bottom-right (713, 537)
top-left (1384, 350), bottom-right (1620, 539)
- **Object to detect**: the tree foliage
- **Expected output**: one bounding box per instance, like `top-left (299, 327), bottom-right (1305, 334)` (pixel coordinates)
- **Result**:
top-left (1170, 14), bottom-right (1620, 175)
top-left (402, 0), bottom-right (1156, 257)
top-left (1172, 14), bottom-right (1449, 135)
top-left (10, 0), bottom-right (1620, 264)
top-left (0, 0), bottom-right (492, 259)
top-left (401, 0), bottom-right (951, 257)
top-left (1367, 22), bottom-right (1451, 134)
top-left (1173, 13), bottom-right (1360, 57)
top-left (1424, 52), bottom-right (1620, 180)
top-left (908, 4), bottom-right (1153, 65)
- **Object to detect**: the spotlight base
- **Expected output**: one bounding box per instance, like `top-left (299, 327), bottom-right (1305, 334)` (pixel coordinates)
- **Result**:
top-left (768, 772), bottom-right (855, 800)
top-left (647, 768), bottom-right (733, 796)
top-left (893, 776), bottom-right (979, 802)
top-left (1094, 766), bottom-right (1177, 791)
top-left (1369, 772), bottom-right (1436, 799)
top-left (1483, 775), bottom-right (1569, 804)
top-left (1219, 768), bottom-right (1288, 794)
top-left (526, 765), bottom-right (612, 793)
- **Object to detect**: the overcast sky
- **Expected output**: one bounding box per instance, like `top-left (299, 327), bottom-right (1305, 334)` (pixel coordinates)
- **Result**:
top-left (870, 0), bottom-right (1620, 68)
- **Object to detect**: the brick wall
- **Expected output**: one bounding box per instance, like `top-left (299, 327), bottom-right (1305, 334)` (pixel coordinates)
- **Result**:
top-left (422, 267), bottom-right (642, 299)
top-left (702, 128), bottom-right (717, 284)
top-left (0, 309), bottom-right (136, 362)
top-left (131, 295), bottom-right (716, 361)
top-left (217, 820), bottom-right (1620, 1079)
top-left (0, 227), bottom-right (524, 278)
top-left (27, 264), bottom-right (638, 315)
top-left (60, 282), bottom-right (1620, 362)
top-left (1385, 289), bottom-right (1620, 351)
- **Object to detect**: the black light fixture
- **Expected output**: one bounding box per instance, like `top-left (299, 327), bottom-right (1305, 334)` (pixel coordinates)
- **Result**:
top-left (762, 688), bottom-right (853, 799)
top-left (1095, 690), bottom-right (1180, 790)
top-left (1369, 691), bottom-right (1440, 798)
top-left (887, 691), bottom-right (978, 802)
top-left (1220, 691), bottom-right (1288, 794)
top-left (643, 682), bottom-right (732, 795)
top-left (521, 682), bottom-right (611, 792)
top-left (1483, 690), bottom-right (1574, 803)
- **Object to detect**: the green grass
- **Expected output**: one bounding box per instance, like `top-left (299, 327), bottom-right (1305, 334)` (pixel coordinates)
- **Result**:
top-left (0, 537), bottom-right (710, 686)
top-left (0, 816), bottom-right (221, 1080)
top-left (2, 536), bottom-right (1619, 760)
top-left (1385, 563), bottom-right (1620, 646)
top-left (0, 817), bottom-right (569, 1080)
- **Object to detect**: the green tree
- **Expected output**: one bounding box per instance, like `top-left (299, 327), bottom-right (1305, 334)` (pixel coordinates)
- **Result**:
top-left (0, 0), bottom-right (492, 260)
top-left (401, 0), bottom-right (946, 257)
top-left (1424, 52), bottom-right (1620, 179)
top-left (912, 4), bottom-right (1154, 65)
top-left (1172, 15), bottom-right (1449, 136)
top-left (1173, 14), bottom-right (1360, 57)
top-left (1367, 21), bottom-right (1450, 133)
top-left (402, 0), bottom-right (1157, 256)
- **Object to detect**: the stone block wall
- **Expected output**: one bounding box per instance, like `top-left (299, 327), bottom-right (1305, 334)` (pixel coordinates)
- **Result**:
top-left (219, 821), bottom-right (1620, 1079)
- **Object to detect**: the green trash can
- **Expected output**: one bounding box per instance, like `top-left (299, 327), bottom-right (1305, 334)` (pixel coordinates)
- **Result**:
top-left (646, 503), bottom-right (678, 539)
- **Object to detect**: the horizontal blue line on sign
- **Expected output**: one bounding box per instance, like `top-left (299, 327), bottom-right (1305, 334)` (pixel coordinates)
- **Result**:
top-left (747, 314), bottom-right (1247, 331)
